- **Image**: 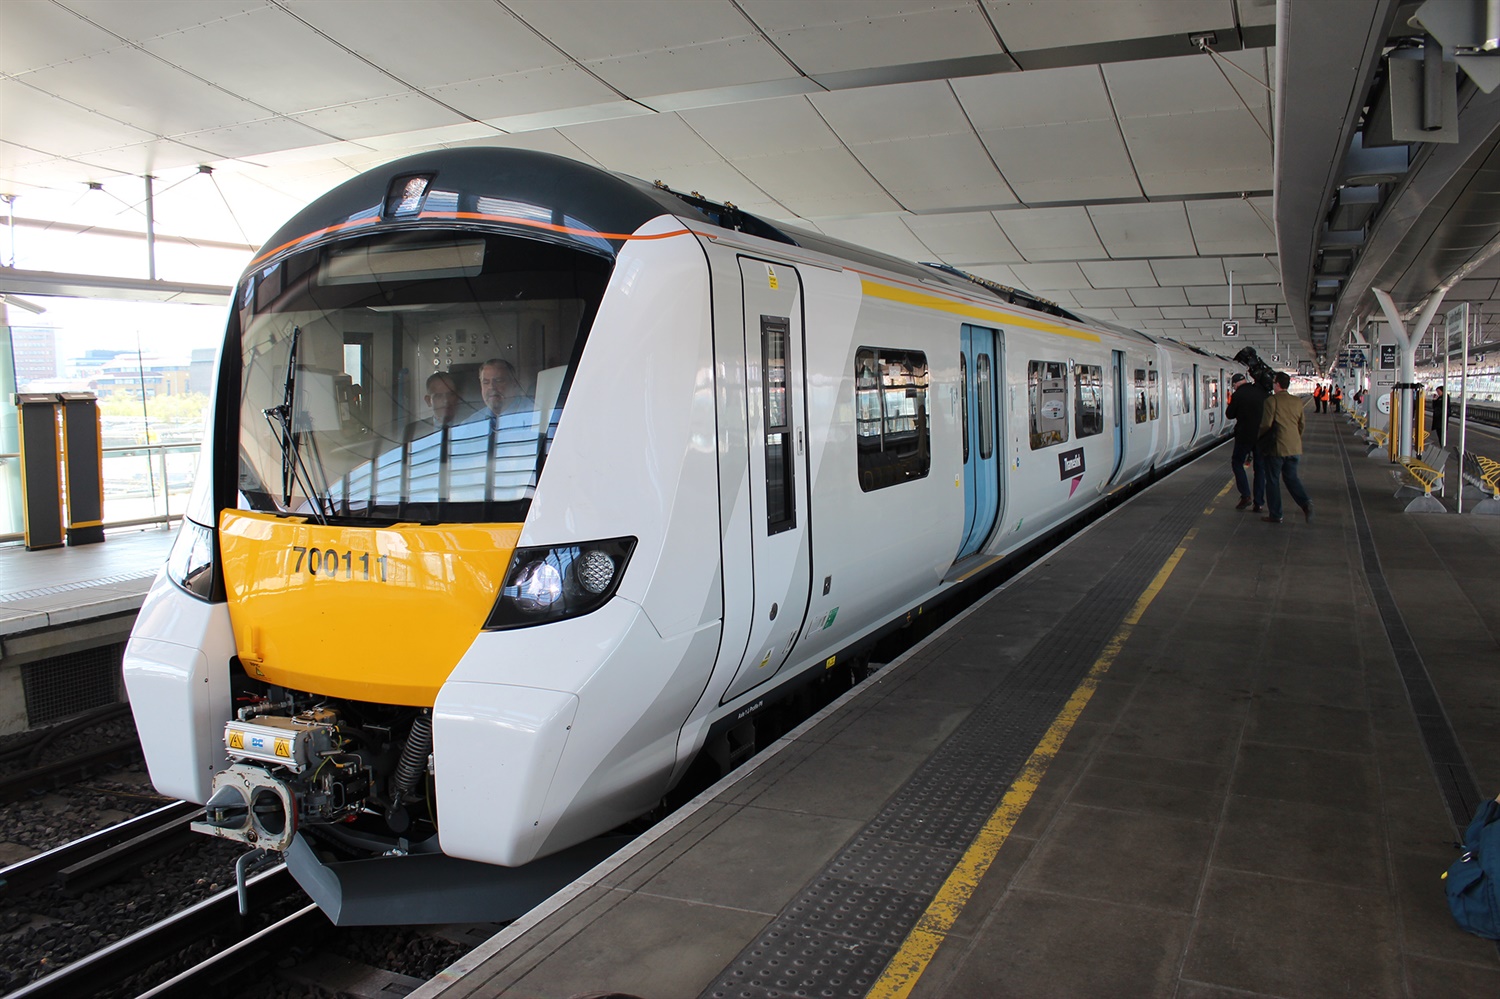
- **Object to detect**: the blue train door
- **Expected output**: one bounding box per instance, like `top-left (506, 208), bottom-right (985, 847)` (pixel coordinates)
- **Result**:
top-left (956, 325), bottom-right (1000, 561)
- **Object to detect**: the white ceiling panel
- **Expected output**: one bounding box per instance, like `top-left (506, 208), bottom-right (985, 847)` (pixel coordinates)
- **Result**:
top-left (852, 132), bottom-right (1017, 212)
top-left (0, 1), bottom-right (124, 75)
top-left (1161, 305), bottom-right (1212, 319)
top-left (285, 1), bottom-right (562, 90)
top-left (735, 146), bottom-right (903, 218)
top-left (134, 6), bottom-right (407, 116)
top-left (816, 215), bottom-right (938, 260)
top-left (0, 81), bottom-right (156, 159)
top-left (814, 83), bottom-right (1016, 211)
top-left (1088, 203), bottom-right (1195, 258)
top-left (21, 48), bottom-right (269, 137)
top-left (1241, 284), bottom-right (1285, 303)
top-left (1104, 51), bottom-right (1265, 120)
top-left (1072, 288), bottom-right (1135, 307)
top-left (680, 97), bottom-right (901, 217)
top-left (1186, 198), bottom-right (1276, 254)
top-left (509, 0), bottom-right (793, 98)
top-left (994, 207), bottom-right (1105, 261)
top-left (987, 1), bottom-right (1236, 53)
top-left (1128, 286), bottom-right (1189, 307)
top-left (564, 113), bottom-right (725, 174)
top-left (1121, 110), bottom-right (1272, 197)
top-left (1112, 306), bottom-right (1165, 321)
top-left (1009, 262), bottom-right (1094, 290)
top-left (1221, 256), bottom-right (1280, 284)
top-left (678, 95), bottom-right (832, 158)
top-left (169, 117), bottom-right (347, 161)
top-left (982, 121), bottom-right (1141, 204)
top-left (451, 132), bottom-right (607, 169)
top-left (430, 68), bottom-right (620, 126)
top-left (1186, 285), bottom-right (1246, 306)
top-left (1140, 317), bottom-right (1186, 328)
top-left (902, 212), bottom-right (1021, 262)
top-left (483, 100), bottom-right (652, 136)
top-left (954, 64), bottom-right (1115, 130)
top-left (354, 121), bottom-right (505, 153)
top-left (747, 1), bottom-right (1001, 76)
top-left (1149, 257), bottom-right (1227, 286)
top-left (67, 137), bottom-right (225, 177)
top-left (293, 93), bottom-right (468, 143)
top-left (1079, 259), bottom-right (1157, 288)
top-left (60, 1), bottom-right (274, 42)
top-left (1236, 0), bottom-right (1277, 28)
top-left (812, 80), bottom-right (964, 144)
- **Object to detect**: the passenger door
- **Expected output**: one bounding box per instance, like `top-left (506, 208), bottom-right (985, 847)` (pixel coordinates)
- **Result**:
top-left (1108, 349), bottom-right (1127, 484)
top-left (722, 258), bottom-right (812, 702)
top-left (956, 325), bottom-right (1002, 561)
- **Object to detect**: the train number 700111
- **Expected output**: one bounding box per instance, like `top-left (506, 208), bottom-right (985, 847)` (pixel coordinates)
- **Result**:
top-left (290, 545), bottom-right (388, 581)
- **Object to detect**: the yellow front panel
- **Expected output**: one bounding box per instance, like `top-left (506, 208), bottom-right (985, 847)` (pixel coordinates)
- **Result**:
top-left (219, 511), bottom-right (522, 705)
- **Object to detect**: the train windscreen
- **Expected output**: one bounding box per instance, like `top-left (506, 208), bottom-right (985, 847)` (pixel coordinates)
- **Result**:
top-left (234, 230), bottom-right (611, 524)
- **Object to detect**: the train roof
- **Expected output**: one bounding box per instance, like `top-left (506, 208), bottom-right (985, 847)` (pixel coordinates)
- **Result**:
top-left (249, 146), bottom-right (1161, 338)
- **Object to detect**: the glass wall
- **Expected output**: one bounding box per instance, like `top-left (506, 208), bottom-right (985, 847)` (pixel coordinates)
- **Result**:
top-left (2, 297), bottom-right (226, 538)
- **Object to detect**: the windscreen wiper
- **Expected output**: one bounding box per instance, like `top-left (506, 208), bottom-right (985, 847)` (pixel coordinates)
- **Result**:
top-left (262, 325), bottom-right (330, 524)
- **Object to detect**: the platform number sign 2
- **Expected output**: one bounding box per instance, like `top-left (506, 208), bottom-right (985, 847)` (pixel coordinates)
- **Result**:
top-left (1221, 320), bottom-right (1239, 338)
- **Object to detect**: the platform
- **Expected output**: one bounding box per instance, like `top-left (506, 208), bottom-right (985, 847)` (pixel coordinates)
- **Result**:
top-left (410, 407), bottom-right (1500, 998)
top-left (0, 527), bottom-right (172, 638)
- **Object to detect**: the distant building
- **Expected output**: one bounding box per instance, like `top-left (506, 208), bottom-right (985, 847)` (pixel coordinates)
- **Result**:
top-left (92, 353), bottom-right (191, 400)
top-left (10, 327), bottom-right (57, 386)
top-left (189, 348), bottom-right (216, 395)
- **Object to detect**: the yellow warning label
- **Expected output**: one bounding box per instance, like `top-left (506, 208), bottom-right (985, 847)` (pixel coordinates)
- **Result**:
top-left (228, 731), bottom-right (244, 750)
top-left (825, 655), bottom-right (837, 670)
top-left (767, 265), bottom-right (778, 290)
top-left (274, 738), bottom-right (291, 758)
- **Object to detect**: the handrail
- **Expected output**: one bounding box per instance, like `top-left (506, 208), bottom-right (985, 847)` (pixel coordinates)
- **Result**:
top-left (1, 439), bottom-right (199, 543)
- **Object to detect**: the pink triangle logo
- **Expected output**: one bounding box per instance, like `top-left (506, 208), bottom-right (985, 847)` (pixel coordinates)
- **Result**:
top-left (1068, 475), bottom-right (1084, 498)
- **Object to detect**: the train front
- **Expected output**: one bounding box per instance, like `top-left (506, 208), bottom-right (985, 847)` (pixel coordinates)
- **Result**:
top-left (122, 149), bottom-right (708, 922)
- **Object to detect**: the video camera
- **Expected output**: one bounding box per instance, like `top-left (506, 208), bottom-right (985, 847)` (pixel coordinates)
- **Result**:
top-left (1233, 346), bottom-right (1277, 393)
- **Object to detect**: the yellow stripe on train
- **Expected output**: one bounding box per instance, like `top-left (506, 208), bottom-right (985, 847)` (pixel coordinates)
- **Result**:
top-left (218, 510), bottom-right (522, 706)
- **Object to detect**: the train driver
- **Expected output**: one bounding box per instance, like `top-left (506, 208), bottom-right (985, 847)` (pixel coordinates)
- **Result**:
top-left (479, 358), bottom-right (535, 417)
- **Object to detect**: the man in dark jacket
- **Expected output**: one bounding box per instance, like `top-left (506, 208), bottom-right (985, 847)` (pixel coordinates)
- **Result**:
top-left (1225, 373), bottom-right (1268, 511)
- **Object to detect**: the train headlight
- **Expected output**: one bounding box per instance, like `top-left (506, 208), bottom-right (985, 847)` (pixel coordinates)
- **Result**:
top-left (166, 518), bottom-right (216, 600)
top-left (485, 537), bottom-right (636, 630)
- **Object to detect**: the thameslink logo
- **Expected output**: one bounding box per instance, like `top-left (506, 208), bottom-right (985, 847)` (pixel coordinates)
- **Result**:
top-left (1058, 448), bottom-right (1086, 479)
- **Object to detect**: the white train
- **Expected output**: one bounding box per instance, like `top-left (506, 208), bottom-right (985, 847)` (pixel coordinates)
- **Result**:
top-left (123, 147), bottom-right (1238, 922)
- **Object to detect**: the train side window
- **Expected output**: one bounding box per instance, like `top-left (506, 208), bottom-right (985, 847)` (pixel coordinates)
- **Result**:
top-left (1177, 372), bottom-right (1191, 414)
top-left (763, 316), bottom-right (795, 534)
top-left (1028, 360), bottom-right (1068, 449)
top-left (1148, 369), bottom-right (1160, 421)
top-left (1074, 364), bottom-right (1103, 438)
top-left (977, 353), bottom-right (994, 459)
top-left (855, 347), bottom-right (930, 491)
top-left (1133, 368), bottom-right (1148, 424)
top-left (1202, 375), bottom-right (1219, 411)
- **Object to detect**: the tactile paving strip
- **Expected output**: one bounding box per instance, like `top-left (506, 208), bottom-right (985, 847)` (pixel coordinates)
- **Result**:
top-left (0, 571), bottom-right (157, 602)
top-left (702, 472), bottom-right (1221, 998)
top-left (1335, 434), bottom-right (1481, 832)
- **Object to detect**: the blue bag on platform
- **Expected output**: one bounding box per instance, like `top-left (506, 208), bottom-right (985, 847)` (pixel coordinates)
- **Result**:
top-left (1445, 796), bottom-right (1500, 939)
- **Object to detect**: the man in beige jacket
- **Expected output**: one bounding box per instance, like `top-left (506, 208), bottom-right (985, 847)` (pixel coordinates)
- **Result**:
top-left (1258, 371), bottom-right (1312, 523)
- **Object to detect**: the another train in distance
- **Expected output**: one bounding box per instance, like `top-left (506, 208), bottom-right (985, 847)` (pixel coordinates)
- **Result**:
top-left (123, 147), bottom-right (1240, 923)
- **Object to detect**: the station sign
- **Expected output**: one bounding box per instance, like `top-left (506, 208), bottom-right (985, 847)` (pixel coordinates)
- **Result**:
top-left (1379, 344), bottom-right (1398, 369)
top-left (1221, 320), bottom-right (1238, 338)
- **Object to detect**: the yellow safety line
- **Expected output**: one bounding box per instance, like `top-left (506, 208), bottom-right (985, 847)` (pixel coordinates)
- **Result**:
top-left (1206, 479), bottom-right (1233, 514)
top-left (867, 538), bottom-right (1191, 999)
